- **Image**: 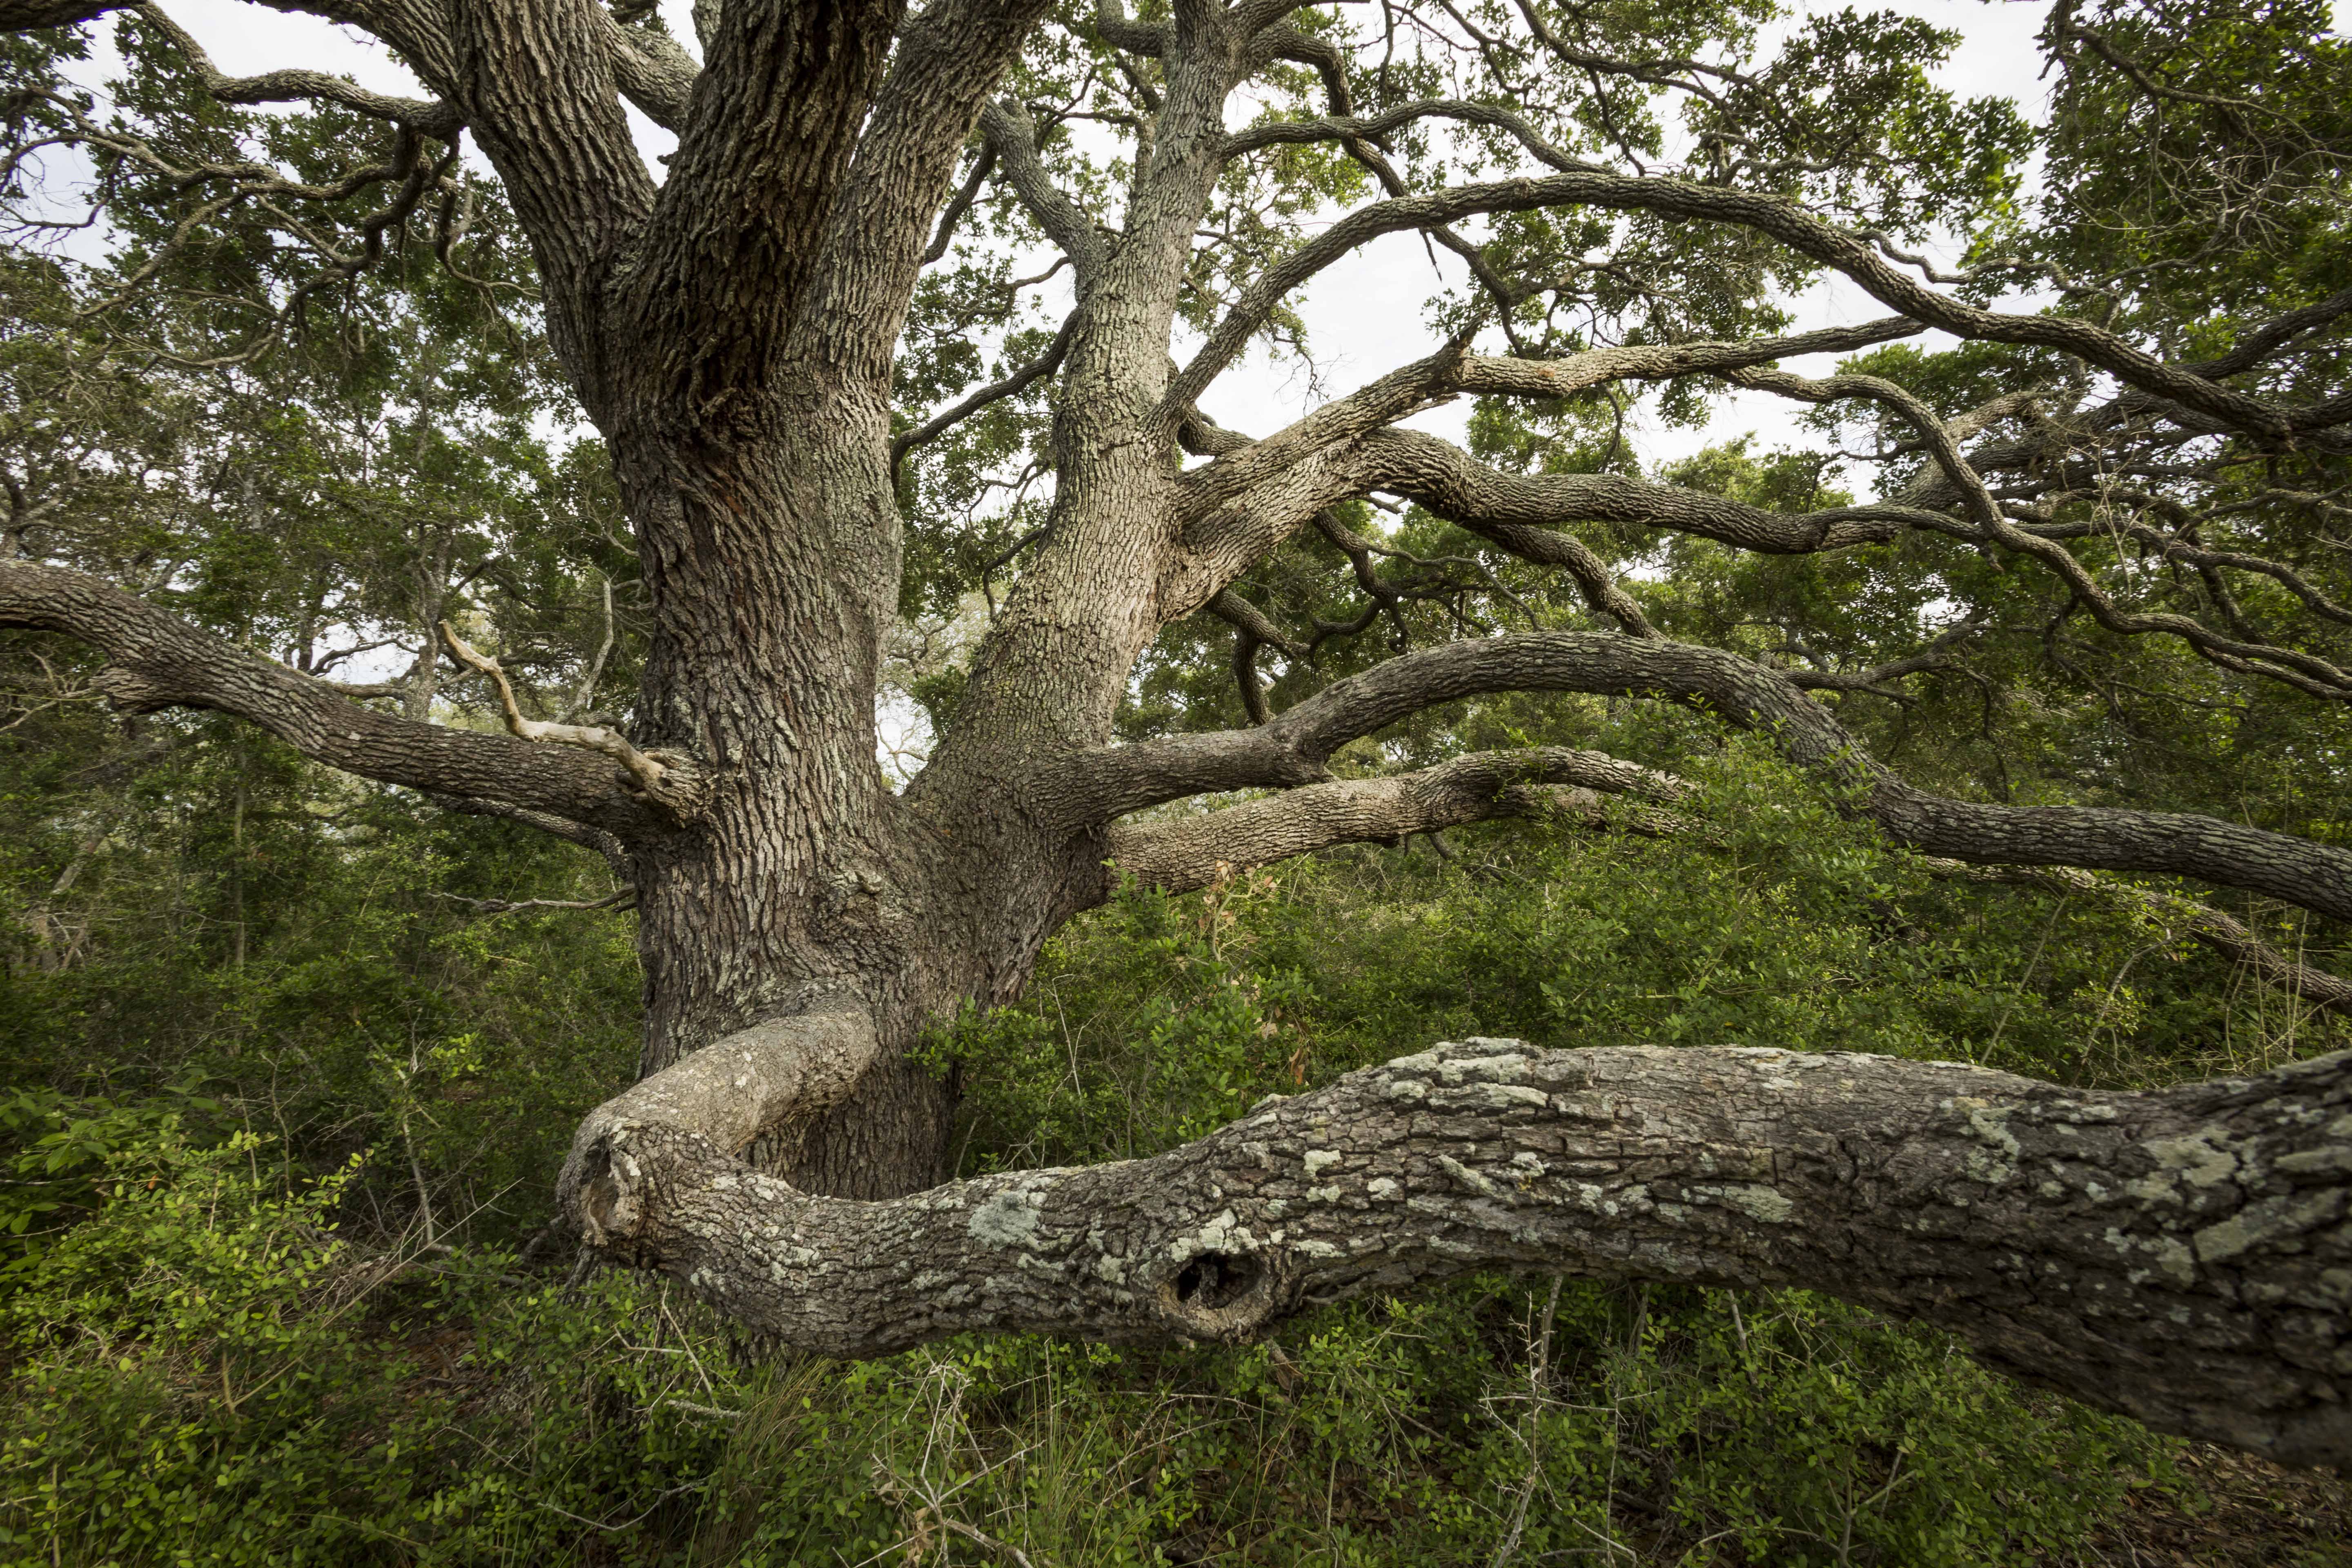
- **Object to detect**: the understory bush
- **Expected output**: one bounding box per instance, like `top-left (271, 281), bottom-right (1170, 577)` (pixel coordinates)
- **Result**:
top-left (0, 739), bottom-right (2342, 1565)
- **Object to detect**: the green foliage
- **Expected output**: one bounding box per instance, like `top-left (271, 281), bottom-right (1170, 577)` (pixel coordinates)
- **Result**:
top-left (2, 727), bottom-right (2341, 1564)
top-left (0, 1128), bottom-right (2174, 1567)
top-left (0, 2), bottom-right (2345, 1563)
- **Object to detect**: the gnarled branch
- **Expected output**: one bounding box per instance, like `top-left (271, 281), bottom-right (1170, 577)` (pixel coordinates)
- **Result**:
top-left (1050, 630), bottom-right (2352, 921)
top-left (0, 559), bottom-right (659, 832)
top-left (572, 1036), bottom-right (2352, 1468)
top-left (1105, 746), bottom-right (1680, 891)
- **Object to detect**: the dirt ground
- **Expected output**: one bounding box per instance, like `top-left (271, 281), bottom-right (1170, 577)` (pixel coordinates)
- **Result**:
top-left (2077, 1444), bottom-right (2348, 1566)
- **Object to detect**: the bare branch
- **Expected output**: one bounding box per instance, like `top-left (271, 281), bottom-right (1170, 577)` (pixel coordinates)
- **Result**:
top-left (432, 887), bottom-right (638, 916)
top-left (1106, 746), bottom-right (1679, 890)
top-left (1048, 630), bottom-right (2352, 920)
top-left (427, 792), bottom-right (632, 876)
top-left (1348, 427), bottom-right (1910, 556)
top-left (0, 558), bottom-right (665, 833)
top-left (571, 1036), bottom-right (2352, 1468)
top-left (0, 0), bottom-right (128, 27)
top-left (792, 0), bottom-right (1061, 383)
top-left (593, 8), bottom-right (700, 131)
top-left (437, 621), bottom-right (688, 806)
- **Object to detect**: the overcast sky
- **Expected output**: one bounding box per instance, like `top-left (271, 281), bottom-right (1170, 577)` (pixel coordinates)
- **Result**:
top-left (122, 0), bottom-right (2072, 469)
top-left (51, 0), bottom-right (2339, 759)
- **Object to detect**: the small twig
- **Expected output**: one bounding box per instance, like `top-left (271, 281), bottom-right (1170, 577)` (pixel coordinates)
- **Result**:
top-left (428, 888), bottom-right (638, 916)
top-left (438, 621), bottom-right (670, 796)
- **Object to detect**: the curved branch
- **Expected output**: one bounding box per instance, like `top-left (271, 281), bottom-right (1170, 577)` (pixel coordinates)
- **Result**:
top-left (1454, 318), bottom-right (1928, 400)
top-left (978, 99), bottom-right (1110, 283)
top-left (1160, 423), bottom-right (1911, 631)
top-left (1105, 746), bottom-right (1679, 891)
top-left (428, 792), bottom-right (631, 878)
top-left (1050, 630), bottom-right (2352, 920)
top-left (574, 1036), bottom-right (2352, 1468)
top-left (437, 621), bottom-right (686, 806)
top-left (558, 1000), bottom-right (883, 1224)
top-left (141, 5), bottom-right (460, 134)
top-left (0, 559), bottom-right (663, 832)
top-left (891, 312), bottom-right (1076, 470)
top-left (1722, 364), bottom-right (2352, 701)
top-left (1162, 170), bottom-right (2343, 442)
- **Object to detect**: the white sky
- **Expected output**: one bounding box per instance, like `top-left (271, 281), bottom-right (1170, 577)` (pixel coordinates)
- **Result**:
top-left (131, 0), bottom-right (2062, 472)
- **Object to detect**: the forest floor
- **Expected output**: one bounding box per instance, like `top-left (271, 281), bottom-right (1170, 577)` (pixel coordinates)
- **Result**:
top-left (2081, 1444), bottom-right (2348, 1566)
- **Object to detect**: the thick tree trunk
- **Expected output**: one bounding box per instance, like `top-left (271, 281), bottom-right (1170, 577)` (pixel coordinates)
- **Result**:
top-left (601, 393), bottom-right (1115, 1196)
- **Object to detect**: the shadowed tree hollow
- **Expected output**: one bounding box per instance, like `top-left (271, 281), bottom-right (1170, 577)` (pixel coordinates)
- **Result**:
top-left (1, 0), bottom-right (2349, 1468)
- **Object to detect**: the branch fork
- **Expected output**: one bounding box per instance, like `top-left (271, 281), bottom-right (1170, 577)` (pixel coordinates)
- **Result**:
top-left (438, 622), bottom-right (706, 819)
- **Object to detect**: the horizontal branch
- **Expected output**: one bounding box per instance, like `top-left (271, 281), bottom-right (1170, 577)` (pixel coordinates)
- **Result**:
top-left (426, 792), bottom-right (632, 878)
top-left (1452, 318), bottom-right (1929, 401)
top-left (1049, 631), bottom-right (2352, 920)
top-left (1105, 747), bottom-right (1681, 892)
top-left (0, 559), bottom-right (662, 833)
top-left (1351, 427), bottom-right (1914, 555)
top-left (1107, 748), bottom-right (2352, 1014)
top-left (574, 1036), bottom-right (2352, 1468)
top-left (143, 6), bottom-right (459, 135)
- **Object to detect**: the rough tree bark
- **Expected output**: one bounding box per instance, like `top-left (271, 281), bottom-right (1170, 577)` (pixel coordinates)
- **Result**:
top-left (4, 0), bottom-right (2349, 1466)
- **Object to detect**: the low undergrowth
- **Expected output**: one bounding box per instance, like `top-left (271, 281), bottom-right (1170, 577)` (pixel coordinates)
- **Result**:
top-left (0, 1127), bottom-right (2188, 1567)
top-left (2, 740), bottom-right (2346, 1565)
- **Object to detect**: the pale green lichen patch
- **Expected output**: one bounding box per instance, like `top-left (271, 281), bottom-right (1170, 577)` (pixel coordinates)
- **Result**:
top-left (2195, 1189), bottom-right (2349, 1264)
top-left (968, 1186), bottom-right (1045, 1248)
top-left (2129, 1130), bottom-right (2241, 1204)
top-left (1437, 1155), bottom-right (1506, 1202)
top-left (2277, 1146), bottom-right (2352, 1176)
top-left (1951, 1098), bottom-right (2022, 1183)
top-left (1168, 1208), bottom-right (1250, 1263)
top-left (1692, 1183), bottom-right (1795, 1224)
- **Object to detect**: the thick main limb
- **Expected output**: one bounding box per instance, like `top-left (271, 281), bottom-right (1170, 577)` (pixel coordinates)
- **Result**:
top-left (1049, 631), bottom-right (2352, 920)
top-left (573, 1036), bottom-right (2352, 1468)
top-left (1104, 746), bottom-right (1681, 890)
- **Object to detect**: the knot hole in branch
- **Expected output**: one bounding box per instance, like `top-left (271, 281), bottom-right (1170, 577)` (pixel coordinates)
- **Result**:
top-left (1160, 1250), bottom-right (1285, 1341)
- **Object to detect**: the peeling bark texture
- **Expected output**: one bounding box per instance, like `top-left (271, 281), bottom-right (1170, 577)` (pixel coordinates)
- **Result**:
top-left (9, 0), bottom-right (2351, 1465)
top-left (577, 1037), bottom-right (2352, 1468)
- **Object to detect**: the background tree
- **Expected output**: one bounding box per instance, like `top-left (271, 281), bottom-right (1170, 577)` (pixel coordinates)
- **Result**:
top-left (0, 0), bottom-right (2348, 1472)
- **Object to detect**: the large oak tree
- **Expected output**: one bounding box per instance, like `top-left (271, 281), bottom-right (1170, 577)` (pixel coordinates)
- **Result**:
top-left (2, 0), bottom-right (2349, 1468)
